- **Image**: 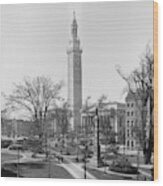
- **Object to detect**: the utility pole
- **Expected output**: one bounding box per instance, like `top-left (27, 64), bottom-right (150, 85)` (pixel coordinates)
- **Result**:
top-left (17, 148), bottom-right (20, 177)
top-left (95, 107), bottom-right (101, 167)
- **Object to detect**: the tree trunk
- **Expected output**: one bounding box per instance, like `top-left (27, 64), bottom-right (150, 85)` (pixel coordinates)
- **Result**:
top-left (144, 148), bottom-right (152, 164)
top-left (142, 96), bottom-right (153, 165)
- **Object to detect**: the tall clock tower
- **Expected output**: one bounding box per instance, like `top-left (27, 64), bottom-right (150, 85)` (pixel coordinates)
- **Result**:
top-left (67, 12), bottom-right (82, 131)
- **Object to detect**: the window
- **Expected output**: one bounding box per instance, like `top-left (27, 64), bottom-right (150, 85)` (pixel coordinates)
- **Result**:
top-left (127, 129), bottom-right (130, 137)
top-left (127, 140), bottom-right (130, 147)
top-left (131, 111), bottom-right (134, 116)
top-left (131, 130), bottom-right (134, 137)
top-left (127, 103), bottom-right (130, 107)
top-left (131, 141), bottom-right (134, 148)
top-left (131, 103), bottom-right (134, 107)
top-left (127, 120), bottom-right (130, 127)
top-left (131, 120), bottom-right (134, 126)
top-left (127, 112), bottom-right (130, 116)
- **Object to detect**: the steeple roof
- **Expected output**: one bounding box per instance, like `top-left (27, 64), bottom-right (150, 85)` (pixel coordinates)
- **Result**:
top-left (71, 11), bottom-right (78, 39)
top-left (72, 11), bottom-right (77, 26)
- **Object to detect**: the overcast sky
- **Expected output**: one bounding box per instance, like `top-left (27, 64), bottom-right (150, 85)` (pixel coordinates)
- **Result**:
top-left (0, 1), bottom-right (153, 107)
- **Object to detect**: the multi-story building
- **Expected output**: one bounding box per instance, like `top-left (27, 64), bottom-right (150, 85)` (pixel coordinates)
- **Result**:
top-left (81, 102), bottom-right (126, 145)
top-left (125, 92), bottom-right (142, 150)
top-left (104, 102), bottom-right (126, 144)
top-left (1, 118), bottom-right (33, 138)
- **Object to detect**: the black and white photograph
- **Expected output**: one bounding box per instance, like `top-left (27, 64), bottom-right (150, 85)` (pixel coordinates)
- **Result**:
top-left (1, 0), bottom-right (155, 180)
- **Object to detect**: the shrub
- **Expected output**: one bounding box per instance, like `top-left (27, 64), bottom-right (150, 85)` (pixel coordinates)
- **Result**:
top-left (109, 155), bottom-right (138, 174)
top-left (1, 139), bottom-right (13, 148)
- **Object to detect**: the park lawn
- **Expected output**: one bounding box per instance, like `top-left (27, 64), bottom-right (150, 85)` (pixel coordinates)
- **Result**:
top-left (86, 167), bottom-right (133, 180)
top-left (2, 161), bottom-right (74, 179)
top-left (21, 161), bottom-right (74, 178)
top-left (1, 152), bottom-right (22, 164)
top-left (1, 168), bottom-right (19, 177)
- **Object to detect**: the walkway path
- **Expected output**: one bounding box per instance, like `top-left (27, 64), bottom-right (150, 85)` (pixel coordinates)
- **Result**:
top-left (50, 149), bottom-right (95, 179)
top-left (61, 162), bottom-right (95, 179)
top-left (1, 149), bottom-right (41, 164)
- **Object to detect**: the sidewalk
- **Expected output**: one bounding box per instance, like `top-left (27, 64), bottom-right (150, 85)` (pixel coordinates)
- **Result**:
top-left (50, 149), bottom-right (96, 179)
top-left (61, 162), bottom-right (95, 179)
top-left (132, 163), bottom-right (153, 169)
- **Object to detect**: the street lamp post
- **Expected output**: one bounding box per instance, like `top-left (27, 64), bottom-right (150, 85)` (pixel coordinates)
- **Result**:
top-left (15, 120), bottom-right (20, 177)
top-left (17, 148), bottom-right (20, 177)
top-left (84, 144), bottom-right (88, 179)
top-left (48, 143), bottom-right (51, 178)
top-left (84, 111), bottom-right (88, 179)
top-left (137, 143), bottom-right (140, 180)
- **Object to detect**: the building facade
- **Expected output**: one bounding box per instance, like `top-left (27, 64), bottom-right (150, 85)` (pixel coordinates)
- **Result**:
top-left (125, 91), bottom-right (154, 151)
top-left (104, 102), bottom-right (126, 144)
top-left (125, 92), bottom-right (142, 150)
top-left (81, 102), bottom-right (126, 145)
top-left (1, 118), bottom-right (33, 138)
top-left (67, 13), bottom-right (82, 131)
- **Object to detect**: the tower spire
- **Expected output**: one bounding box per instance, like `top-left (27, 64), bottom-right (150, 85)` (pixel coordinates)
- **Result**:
top-left (71, 11), bottom-right (78, 39)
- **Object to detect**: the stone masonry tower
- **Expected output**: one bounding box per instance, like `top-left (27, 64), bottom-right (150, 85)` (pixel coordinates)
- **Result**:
top-left (67, 12), bottom-right (82, 131)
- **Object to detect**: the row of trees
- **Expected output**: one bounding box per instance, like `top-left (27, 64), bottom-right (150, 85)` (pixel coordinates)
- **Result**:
top-left (2, 77), bottom-right (68, 141)
top-left (2, 77), bottom-right (117, 144)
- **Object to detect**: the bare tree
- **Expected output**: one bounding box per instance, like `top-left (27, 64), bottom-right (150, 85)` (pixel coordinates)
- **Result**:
top-left (116, 45), bottom-right (154, 164)
top-left (97, 94), bottom-right (108, 108)
top-left (3, 76), bottom-right (63, 140)
top-left (55, 101), bottom-right (72, 153)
